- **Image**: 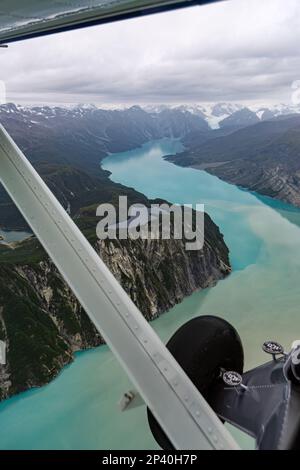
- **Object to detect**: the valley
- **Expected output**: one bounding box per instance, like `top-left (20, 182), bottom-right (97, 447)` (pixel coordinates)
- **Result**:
top-left (0, 105), bottom-right (230, 402)
top-left (1, 101), bottom-right (300, 449)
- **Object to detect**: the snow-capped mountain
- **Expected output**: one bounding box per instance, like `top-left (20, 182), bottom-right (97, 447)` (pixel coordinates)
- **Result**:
top-left (0, 102), bottom-right (101, 122)
top-left (255, 103), bottom-right (300, 121)
top-left (141, 104), bottom-right (171, 114)
top-left (143, 102), bottom-right (244, 129)
top-left (211, 102), bottom-right (243, 117)
top-left (0, 103), bottom-right (209, 156)
top-left (166, 102), bottom-right (300, 129)
top-left (2, 101), bottom-right (300, 135)
top-left (219, 107), bottom-right (260, 130)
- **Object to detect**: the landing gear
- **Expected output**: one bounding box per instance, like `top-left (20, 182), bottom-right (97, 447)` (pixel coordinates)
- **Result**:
top-left (147, 315), bottom-right (244, 450)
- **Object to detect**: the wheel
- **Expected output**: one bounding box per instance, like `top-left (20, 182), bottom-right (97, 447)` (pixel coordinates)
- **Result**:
top-left (147, 315), bottom-right (244, 450)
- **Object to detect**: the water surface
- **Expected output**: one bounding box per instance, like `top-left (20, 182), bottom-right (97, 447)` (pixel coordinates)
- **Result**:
top-left (0, 229), bottom-right (31, 244)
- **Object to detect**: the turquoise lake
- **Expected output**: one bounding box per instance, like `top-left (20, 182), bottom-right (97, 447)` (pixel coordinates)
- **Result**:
top-left (1, 138), bottom-right (300, 449)
top-left (0, 229), bottom-right (31, 244)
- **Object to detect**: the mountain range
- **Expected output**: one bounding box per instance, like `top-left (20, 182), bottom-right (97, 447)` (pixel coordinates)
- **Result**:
top-left (143, 102), bottom-right (300, 130)
top-left (2, 99), bottom-right (300, 216)
top-left (168, 113), bottom-right (300, 208)
top-left (0, 103), bottom-right (208, 229)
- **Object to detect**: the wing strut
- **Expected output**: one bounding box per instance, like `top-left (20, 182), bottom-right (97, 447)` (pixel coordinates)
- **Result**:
top-left (0, 124), bottom-right (239, 450)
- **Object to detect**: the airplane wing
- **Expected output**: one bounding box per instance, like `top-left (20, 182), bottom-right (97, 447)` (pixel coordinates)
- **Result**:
top-left (0, 0), bottom-right (222, 44)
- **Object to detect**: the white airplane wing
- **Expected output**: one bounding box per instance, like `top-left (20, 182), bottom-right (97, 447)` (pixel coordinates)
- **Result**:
top-left (0, 0), bottom-right (221, 44)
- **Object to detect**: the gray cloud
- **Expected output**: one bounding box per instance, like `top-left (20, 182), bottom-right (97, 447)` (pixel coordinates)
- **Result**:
top-left (1, 0), bottom-right (300, 106)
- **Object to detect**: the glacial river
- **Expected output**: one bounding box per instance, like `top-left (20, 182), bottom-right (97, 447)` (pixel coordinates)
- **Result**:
top-left (1, 138), bottom-right (300, 449)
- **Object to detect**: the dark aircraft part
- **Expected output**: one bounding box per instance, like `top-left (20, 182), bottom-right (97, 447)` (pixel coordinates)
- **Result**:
top-left (0, 1), bottom-right (225, 45)
top-left (147, 316), bottom-right (300, 450)
top-left (210, 350), bottom-right (300, 450)
top-left (147, 315), bottom-right (244, 450)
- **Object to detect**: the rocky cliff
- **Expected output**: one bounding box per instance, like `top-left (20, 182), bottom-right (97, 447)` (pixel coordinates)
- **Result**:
top-left (0, 210), bottom-right (230, 401)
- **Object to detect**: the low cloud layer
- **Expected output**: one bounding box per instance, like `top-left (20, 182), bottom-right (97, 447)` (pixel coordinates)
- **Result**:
top-left (0, 0), bottom-right (300, 106)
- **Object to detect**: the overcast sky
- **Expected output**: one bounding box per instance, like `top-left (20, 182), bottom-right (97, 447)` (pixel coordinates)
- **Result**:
top-left (1, 0), bottom-right (300, 107)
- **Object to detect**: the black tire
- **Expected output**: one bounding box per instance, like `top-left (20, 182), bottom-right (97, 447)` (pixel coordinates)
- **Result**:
top-left (147, 315), bottom-right (244, 450)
